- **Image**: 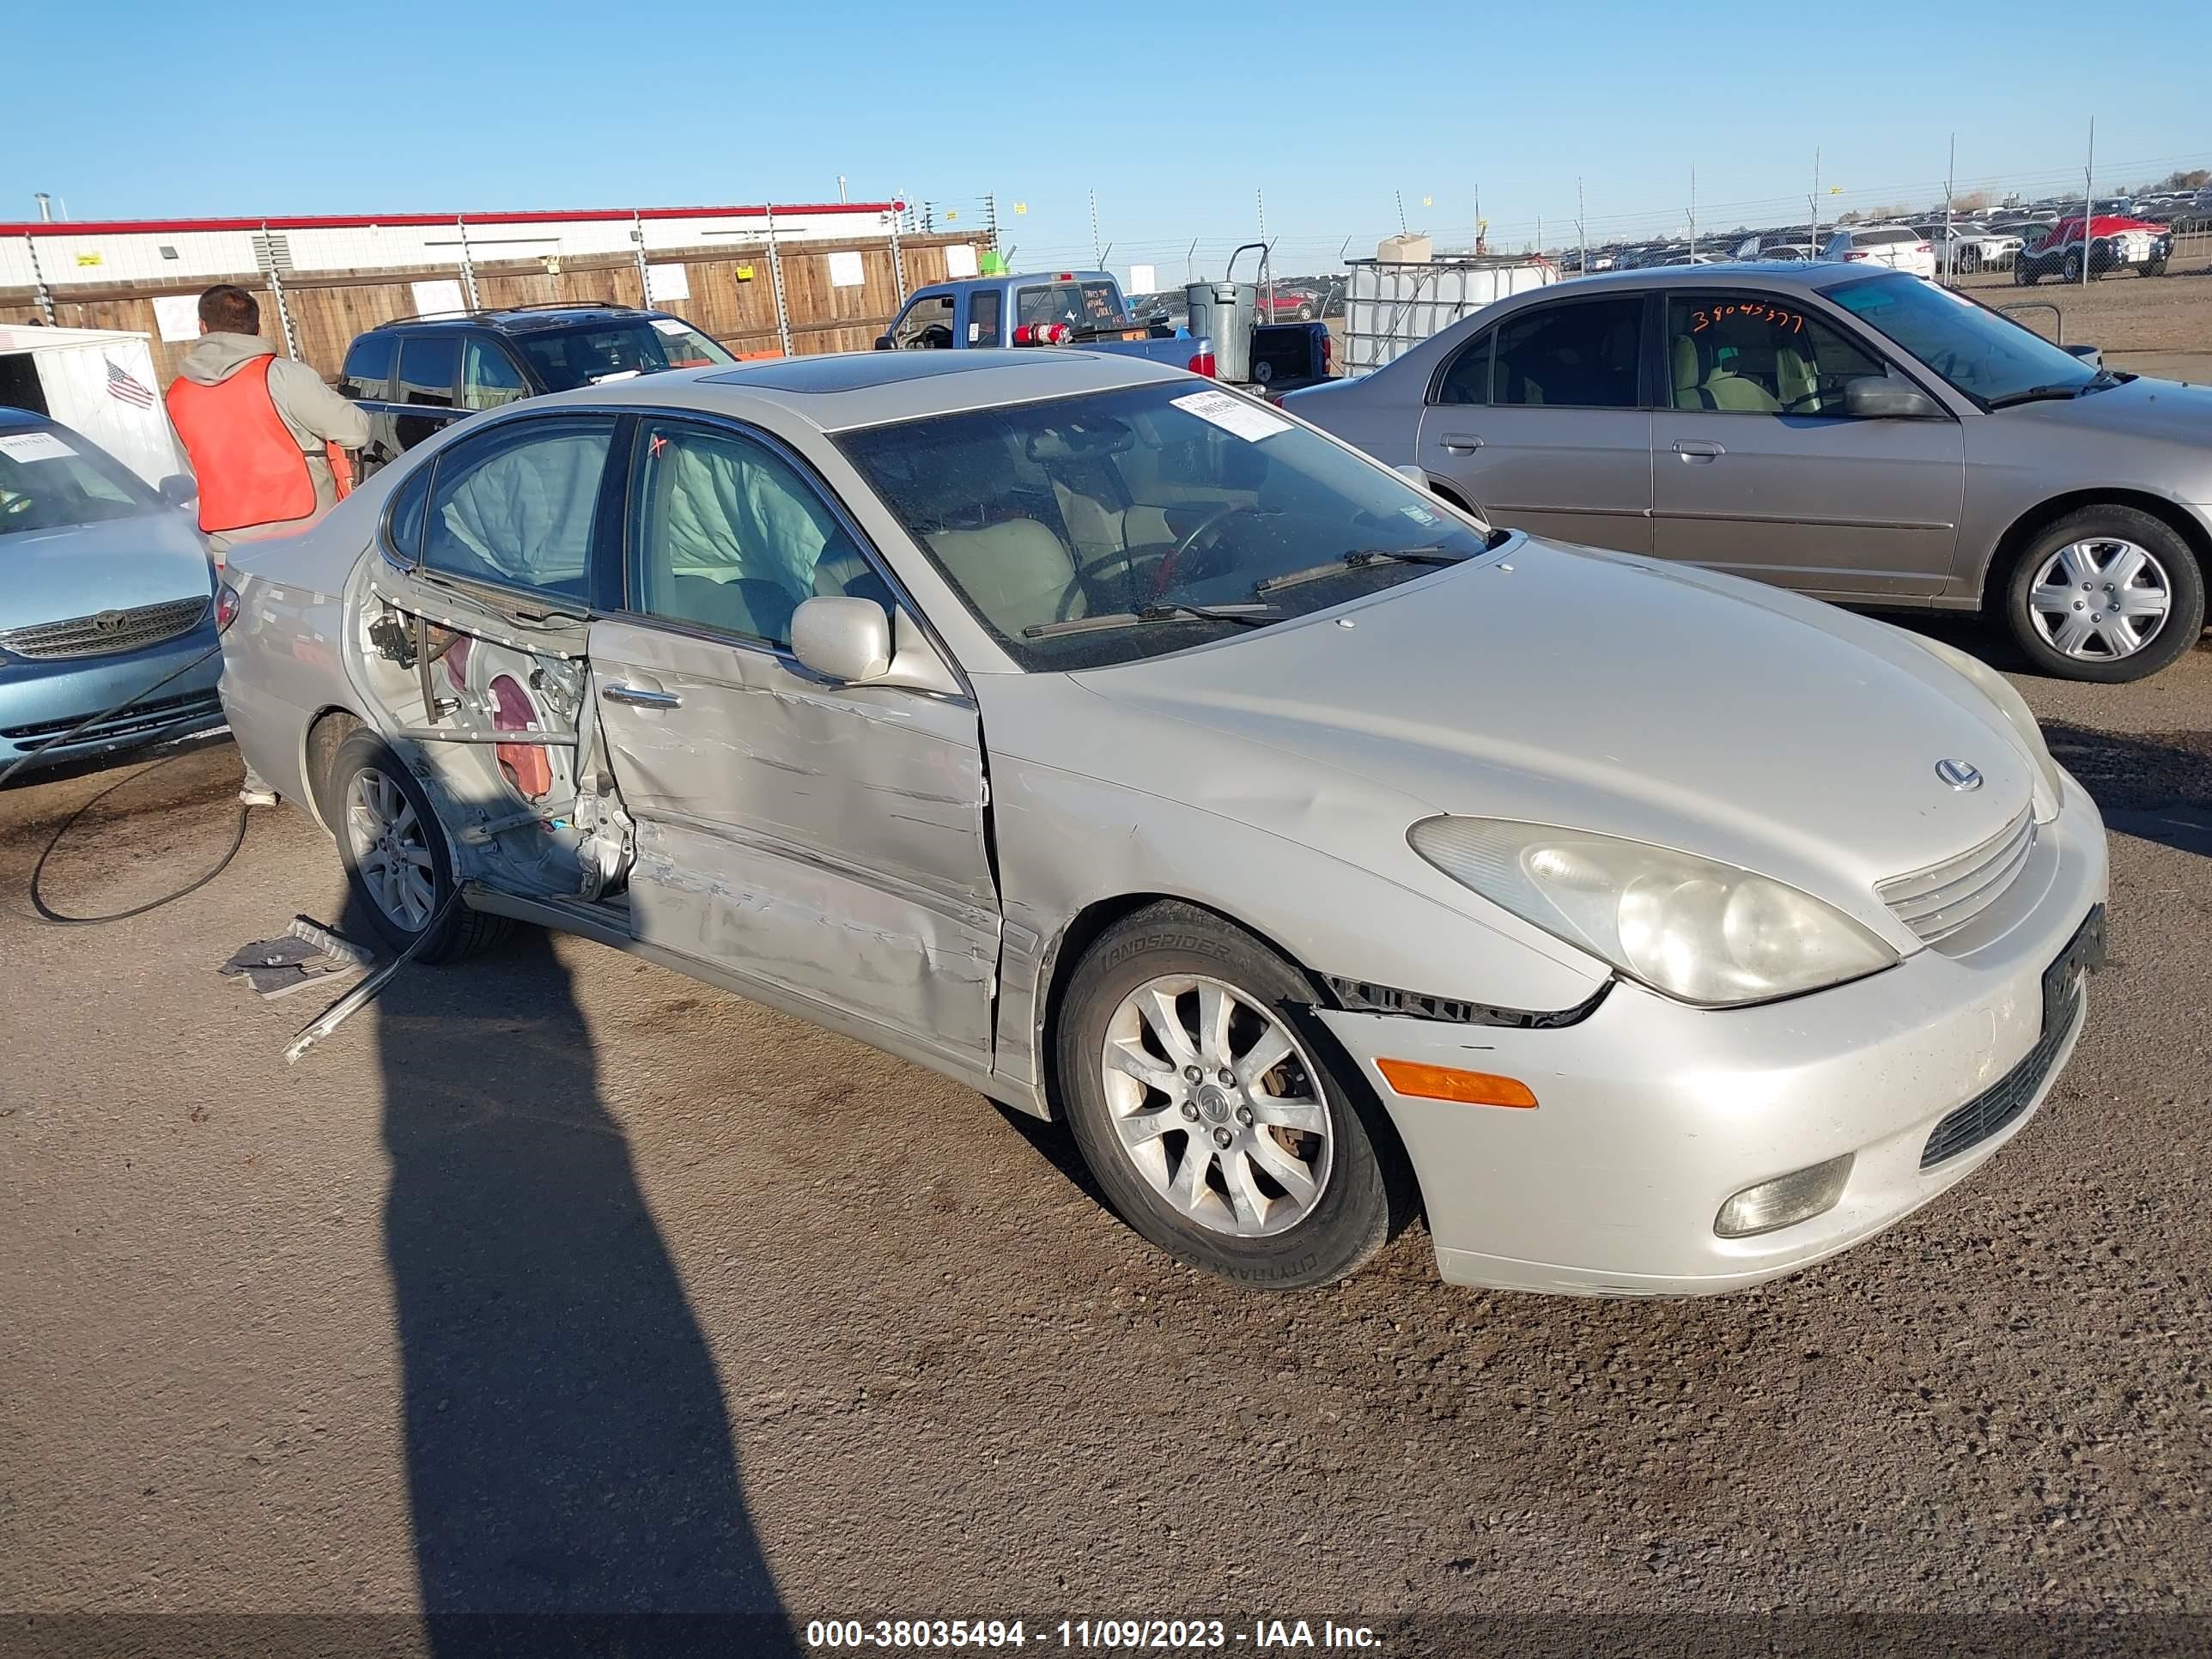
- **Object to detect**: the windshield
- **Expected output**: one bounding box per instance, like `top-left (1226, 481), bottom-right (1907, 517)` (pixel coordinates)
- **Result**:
top-left (838, 383), bottom-right (1495, 671)
top-left (1820, 271), bottom-right (2098, 404)
top-left (515, 318), bottom-right (735, 390)
top-left (0, 426), bottom-right (161, 536)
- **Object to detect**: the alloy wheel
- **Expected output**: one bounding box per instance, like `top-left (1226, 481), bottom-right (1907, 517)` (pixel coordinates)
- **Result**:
top-left (1097, 975), bottom-right (1333, 1238)
top-left (2027, 538), bottom-right (2173, 661)
top-left (345, 765), bottom-right (436, 930)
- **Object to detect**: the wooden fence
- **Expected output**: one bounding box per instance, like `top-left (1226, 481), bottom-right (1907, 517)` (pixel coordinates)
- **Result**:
top-left (0, 230), bottom-right (990, 386)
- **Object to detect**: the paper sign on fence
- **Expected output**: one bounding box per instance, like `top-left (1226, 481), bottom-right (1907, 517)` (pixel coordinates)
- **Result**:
top-left (153, 295), bottom-right (203, 343)
top-left (646, 263), bottom-right (690, 302)
top-left (944, 244), bottom-right (979, 279)
top-left (827, 251), bottom-right (866, 289)
top-left (410, 279), bottom-right (465, 317)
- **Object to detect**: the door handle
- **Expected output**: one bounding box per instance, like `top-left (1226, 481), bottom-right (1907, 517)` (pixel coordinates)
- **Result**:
top-left (1673, 440), bottom-right (1724, 461)
top-left (603, 682), bottom-right (683, 708)
top-left (1437, 433), bottom-right (1485, 453)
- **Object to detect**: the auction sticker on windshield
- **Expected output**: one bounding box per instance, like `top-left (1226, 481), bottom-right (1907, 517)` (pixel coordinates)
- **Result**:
top-left (0, 432), bottom-right (76, 464)
top-left (1172, 389), bottom-right (1292, 442)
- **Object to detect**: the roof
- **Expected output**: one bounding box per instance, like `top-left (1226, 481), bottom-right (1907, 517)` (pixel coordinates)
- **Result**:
top-left (0, 324), bottom-right (154, 351)
top-left (552, 349), bottom-right (1186, 432)
top-left (371, 303), bottom-right (668, 334)
top-left (1547, 260), bottom-right (1869, 293)
top-left (0, 404), bottom-right (57, 429)
top-left (0, 201), bottom-right (903, 239)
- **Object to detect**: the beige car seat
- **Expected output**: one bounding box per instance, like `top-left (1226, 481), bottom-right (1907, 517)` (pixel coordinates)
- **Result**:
top-left (925, 520), bottom-right (1086, 636)
top-left (1672, 333), bottom-right (1781, 412)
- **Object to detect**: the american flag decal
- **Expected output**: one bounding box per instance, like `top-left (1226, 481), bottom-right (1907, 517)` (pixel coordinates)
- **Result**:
top-left (105, 358), bottom-right (155, 409)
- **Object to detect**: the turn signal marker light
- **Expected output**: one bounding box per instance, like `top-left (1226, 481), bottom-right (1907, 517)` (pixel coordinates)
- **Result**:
top-left (1375, 1059), bottom-right (1537, 1109)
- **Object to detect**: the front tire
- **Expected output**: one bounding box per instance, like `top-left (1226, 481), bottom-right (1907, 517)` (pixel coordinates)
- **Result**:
top-left (325, 729), bottom-right (511, 962)
top-left (1054, 902), bottom-right (1411, 1289)
top-left (2001, 506), bottom-right (2205, 683)
top-left (2014, 259), bottom-right (2038, 286)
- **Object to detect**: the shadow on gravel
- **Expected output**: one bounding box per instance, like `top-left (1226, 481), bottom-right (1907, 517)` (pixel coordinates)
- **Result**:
top-left (2042, 723), bottom-right (2212, 858)
top-left (365, 902), bottom-right (797, 1657)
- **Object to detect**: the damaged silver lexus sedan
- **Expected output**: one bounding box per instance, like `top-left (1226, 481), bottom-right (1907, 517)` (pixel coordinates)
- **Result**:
top-left (216, 350), bottom-right (2107, 1296)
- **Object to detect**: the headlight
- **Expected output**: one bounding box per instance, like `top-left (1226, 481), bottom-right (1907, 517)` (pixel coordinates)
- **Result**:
top-left (1904, 632), bottom-right (2065, 817)
top-left (1408, 818), bottom-right (1897, 1007)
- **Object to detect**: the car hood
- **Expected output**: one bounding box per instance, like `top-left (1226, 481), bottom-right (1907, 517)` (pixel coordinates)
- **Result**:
top-left (2009, 374), bottom-right (2212, 454)
top-left (0, 509), bottom-right (214, 632)
top-left (1073, 537), bottom-right (2045, 941)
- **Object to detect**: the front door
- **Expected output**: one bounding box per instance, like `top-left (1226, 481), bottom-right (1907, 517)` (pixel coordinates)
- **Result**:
top-left (1649, 289), bottom-right (1962, 599)
top-left (588, 415), bottom-right (1000, 1067)
top-left (1414, 293), bottom-right (1652, 553)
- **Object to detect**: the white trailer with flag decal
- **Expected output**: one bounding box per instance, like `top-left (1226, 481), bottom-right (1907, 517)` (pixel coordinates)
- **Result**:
top-left (0, 325), bottom-right (189, 489)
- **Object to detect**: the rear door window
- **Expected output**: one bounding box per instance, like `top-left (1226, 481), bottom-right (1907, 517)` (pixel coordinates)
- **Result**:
top-left (1489, 298), bottom-right (1643, 409)
top-left (969, 289), bottom-right (1003, 347)
top-left (420, 416), bottom-right (616, 599)
top-left (1434, 329), bottom-right (1494, 405)
top-left (338, 334), bottom-right (395, 401)
top-left (397, 336), bottom-right (459, 408)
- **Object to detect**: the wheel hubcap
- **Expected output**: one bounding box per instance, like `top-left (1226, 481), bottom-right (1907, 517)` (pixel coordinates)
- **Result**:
top-left (345, 766), bottom-right (436, 930)
top-left (2027, 538), bottom-right (2172, 660)
top-left (1098, 975), bottom-right (1333, 1238)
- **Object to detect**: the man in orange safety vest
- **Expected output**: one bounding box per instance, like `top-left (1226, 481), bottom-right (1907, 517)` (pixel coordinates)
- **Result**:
top-left (165, 284), bottom-right (368, 804)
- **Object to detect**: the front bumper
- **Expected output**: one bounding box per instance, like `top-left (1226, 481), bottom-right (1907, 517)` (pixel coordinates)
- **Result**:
top-left (0, 625), bottom-right (225, 769)
top-left (1323, 777), bottom-right (2109, 1297)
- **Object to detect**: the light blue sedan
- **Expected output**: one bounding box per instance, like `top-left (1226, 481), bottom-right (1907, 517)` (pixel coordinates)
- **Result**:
top-left (0, 407), bottom-right (222, 771)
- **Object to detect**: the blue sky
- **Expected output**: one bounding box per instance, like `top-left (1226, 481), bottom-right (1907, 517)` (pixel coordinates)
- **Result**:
top-left (6, 0), bottom-right (2205, 276)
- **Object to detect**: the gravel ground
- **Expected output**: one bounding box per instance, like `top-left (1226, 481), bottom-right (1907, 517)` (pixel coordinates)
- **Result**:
top-left (3, 625), bottom-right (2210, 1656)
top-left (1953, 258), bottom-right (2212, 384)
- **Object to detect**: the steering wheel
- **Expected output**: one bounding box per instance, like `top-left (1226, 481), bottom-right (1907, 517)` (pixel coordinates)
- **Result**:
top-left (1146, 502), bottom-right (1249, 599)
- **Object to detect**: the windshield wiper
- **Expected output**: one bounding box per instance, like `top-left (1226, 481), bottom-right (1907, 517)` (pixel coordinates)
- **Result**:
top-left (1985, 374), bottom-right (2110, 410)
top-left (1253, 545), bottom-right (1470, 596)
top-left (1022, 602), bottom-right (1281, 640)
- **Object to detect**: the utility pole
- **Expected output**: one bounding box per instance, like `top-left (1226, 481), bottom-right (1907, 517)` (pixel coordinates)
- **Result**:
top-left (1942, 133), bottom-right (1955, 285)
top-left (1577, 176), bottom-right (1587, 276)
top-left (1473, 184), bottom-right (1481, 253)
top-left (1257, 187), bottom-right (1273, 311)
top-left (1395, 190), bottom-right (1407, 236)
top-left (1687, 167), bottom-right (1697, 258)
top-left (1185, 237), bottom-right (1199, 285)
top-left (836, 174), bottom-right (848, 203)
top-left (1810, 147), bottom-right (1821, 255)
top-left (2081, 115), bottom-right (2095, 290)
top-left (1089, 187), bottom-right (1102, 269)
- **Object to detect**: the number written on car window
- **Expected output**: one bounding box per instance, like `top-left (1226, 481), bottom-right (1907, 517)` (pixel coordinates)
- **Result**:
top-left (1688, 301), bottom-right (1807, 336)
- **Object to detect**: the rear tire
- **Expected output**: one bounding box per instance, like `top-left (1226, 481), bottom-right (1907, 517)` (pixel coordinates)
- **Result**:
top-left (2014, 260), bottom-right (2037, 286)
top-left (1054, 902), bottom-right (1413, 1289)
top-left (2063, 251), bottom-right (2083, 283)
top-left (2000, 506), bottom-right (2205, 684)
top-left (325, 729), bottom-right (512, 962)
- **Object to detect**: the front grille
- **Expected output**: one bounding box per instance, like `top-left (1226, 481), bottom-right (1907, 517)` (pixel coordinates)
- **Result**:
top-left (1, 690), bottom-right (222, 749)
top-left (1920, 985), bottom-right (2081, 1168)
top-left (0, 596), bottom-right (209, 660)
top-left (1877, 806), bottom-right (2037, 947)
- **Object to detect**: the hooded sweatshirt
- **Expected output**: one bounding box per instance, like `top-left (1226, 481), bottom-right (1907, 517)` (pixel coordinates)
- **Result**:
top-left (173, 333), bottom-right (370, 540)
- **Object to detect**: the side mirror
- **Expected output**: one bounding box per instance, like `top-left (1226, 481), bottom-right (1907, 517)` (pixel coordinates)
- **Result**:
top-left (158, 474), bottom-right (198, 510)
top-left (2062, 343), bottom-right (2103, 365)
top-left (1842, 376), bottom-right (1942, 420)
top-left (791, 596), bottom-right (892, 683)
top-left (873, 335), bottom-right (894, 351)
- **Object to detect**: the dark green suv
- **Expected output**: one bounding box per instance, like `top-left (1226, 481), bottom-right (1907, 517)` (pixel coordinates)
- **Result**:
top-left (337, 303), bottom-right (734, 477)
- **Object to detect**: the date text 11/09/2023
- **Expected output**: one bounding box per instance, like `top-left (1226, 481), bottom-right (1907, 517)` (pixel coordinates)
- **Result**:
top-left (805, 1620), bottom-right (1384, 1650)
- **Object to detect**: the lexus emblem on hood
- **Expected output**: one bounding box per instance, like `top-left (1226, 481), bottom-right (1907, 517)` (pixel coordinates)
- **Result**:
top-left (1936, 758), bottom-right (1984, 791)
